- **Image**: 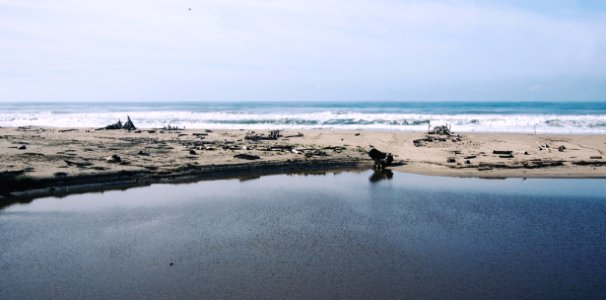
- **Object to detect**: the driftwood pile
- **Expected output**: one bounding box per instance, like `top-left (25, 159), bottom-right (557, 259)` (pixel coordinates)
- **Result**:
top-left (413, 125), bottom-right (461, 147)
top-left (100, 116), bottom-right (137, 131)
top-left (163, 124), bottom-right (183, 131)
top-left (429, 125), bottom-right (452, 135)
top-left (245, 130), bottom-right (280, 141)
top-left (180, 136), bottom-right (344, 160)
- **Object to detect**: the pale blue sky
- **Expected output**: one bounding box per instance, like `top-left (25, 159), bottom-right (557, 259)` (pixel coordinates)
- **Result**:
top-left (1, 0), bottom-right (605, 102)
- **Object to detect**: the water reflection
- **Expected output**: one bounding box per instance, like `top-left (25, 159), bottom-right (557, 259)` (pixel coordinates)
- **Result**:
top-left (369, 169), bottom-right (393, 183)
top-left (1, 171), bottom-right (606, 299)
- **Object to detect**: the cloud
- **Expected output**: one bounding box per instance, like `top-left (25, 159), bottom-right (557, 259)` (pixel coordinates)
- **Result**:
top-left (530, 84), bottom-right (544, 91)
top-left (0, 0), bottom-right (605, 101)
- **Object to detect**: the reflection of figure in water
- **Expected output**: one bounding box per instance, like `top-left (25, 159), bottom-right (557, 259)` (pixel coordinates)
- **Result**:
top-left (369, 169), bottom-right (393, 183)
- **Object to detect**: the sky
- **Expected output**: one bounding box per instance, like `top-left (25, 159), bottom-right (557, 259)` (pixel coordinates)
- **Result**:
top-left (1, 0), bottom-right (605, 102)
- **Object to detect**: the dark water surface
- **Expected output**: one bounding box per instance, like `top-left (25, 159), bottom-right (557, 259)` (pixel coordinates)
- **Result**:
top-left (1, 171), bottom-right (605, 299)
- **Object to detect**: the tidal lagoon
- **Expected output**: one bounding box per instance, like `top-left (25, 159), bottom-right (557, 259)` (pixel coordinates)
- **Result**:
top-left (1, 171), bottom-right (605, 299)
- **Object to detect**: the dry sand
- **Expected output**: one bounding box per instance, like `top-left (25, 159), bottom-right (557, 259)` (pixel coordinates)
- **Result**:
top-left (1, 126), bottom-right (605, 199)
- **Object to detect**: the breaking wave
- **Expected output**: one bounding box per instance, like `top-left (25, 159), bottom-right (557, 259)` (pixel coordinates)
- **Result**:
top-left (1, 110), bottom-right (606, 133)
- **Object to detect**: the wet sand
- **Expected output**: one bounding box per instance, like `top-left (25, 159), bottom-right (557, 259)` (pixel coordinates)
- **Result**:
top-left (1, 126), bottom-right (605, 199)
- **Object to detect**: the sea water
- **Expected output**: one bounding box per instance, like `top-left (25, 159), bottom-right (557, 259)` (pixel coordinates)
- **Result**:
top-left (1, 101), bottom-right (606, 133)
top-left (1, 171), bottom-right (605, 299)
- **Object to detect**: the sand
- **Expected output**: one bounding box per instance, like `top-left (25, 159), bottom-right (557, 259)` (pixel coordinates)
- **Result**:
top-left (1, 126), bottom-right (605, 198)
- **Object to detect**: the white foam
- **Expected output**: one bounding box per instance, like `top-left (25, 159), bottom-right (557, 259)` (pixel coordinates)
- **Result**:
top-left (1, 111), bottom-right (605, 133)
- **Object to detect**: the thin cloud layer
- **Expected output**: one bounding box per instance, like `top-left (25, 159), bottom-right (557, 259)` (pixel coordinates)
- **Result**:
top-left (1, 0), bottom-right (605, 101)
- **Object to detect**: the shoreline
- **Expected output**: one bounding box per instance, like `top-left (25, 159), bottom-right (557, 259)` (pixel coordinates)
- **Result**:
top-left (1, 126), bottom-right (605, 202)
top-left (0, 159), bottom-right (366, 209)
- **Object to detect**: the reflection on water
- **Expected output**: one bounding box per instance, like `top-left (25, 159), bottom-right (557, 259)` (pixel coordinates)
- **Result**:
top-left (369, 169), bottom-right (393, 182)
top-left (1, 171), bottom-right (605, 299)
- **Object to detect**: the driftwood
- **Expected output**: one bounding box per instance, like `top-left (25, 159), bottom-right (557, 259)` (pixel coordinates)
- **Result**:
top-left (285, 132), bottom-right (304, 138)
top-left (477, 159), bottom-right (564, 171)
top-left (105, 155), bottom-right (122, 163)
top-left (255, 145), bottom-right (293, 152)
top-left (99, 116), bottom-right (136, 130)
top-left (64, 160), bottom-right (92, 167)
top-left (163, 125), bottom-right (183, 131)
top-left (572, 160), bottom-right (606, 166)
top-left (429, 125), bottom-right (452, 135)
top-left (413, 135), bottom-right (449, 147)
top-left (323, 146), bottom-right (346, 151)
top-left (304, 150), bottom-right (327, 158)
top-left (234, 154), bottom-right (260, 160)
top-left (122, 116), bottom-right (136, 130)
top-left (103, 120), bottom-right (123, 130)
top-left (245, 130), bottom-right (280, 141)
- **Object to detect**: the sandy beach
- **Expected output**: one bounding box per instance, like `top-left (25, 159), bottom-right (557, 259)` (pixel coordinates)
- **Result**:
top-left (1, 126), bottom-right (605, 199)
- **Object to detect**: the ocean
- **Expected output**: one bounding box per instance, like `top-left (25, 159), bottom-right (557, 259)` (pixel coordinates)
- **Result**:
top-left (1, 101), bottom-right (606, 133)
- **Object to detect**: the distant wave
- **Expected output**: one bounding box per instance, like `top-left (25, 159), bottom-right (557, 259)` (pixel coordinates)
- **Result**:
top-left (1, 110), bottom-right (606, 133)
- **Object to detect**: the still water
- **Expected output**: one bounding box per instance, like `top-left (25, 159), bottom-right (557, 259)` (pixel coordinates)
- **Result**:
top-left (1, 171), bottom-right (605, 299)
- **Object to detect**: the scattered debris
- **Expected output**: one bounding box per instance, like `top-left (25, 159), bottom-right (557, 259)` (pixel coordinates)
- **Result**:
top-left (558, 145), bottom-right (566, 152)
top-left (304, 150), bottom-right (328, 158)
top-left (355, 133), bottom-right (360, 136)
top-left (189, 150), bottom-right (197, 155)
top-left (590, 156), bottom-right (602, 159)
top-left (464, 155), bottom-right (476, 159)
top-left (99, 116), bottom-right (136, 130)
top-left (413, 135), bottom-right (449, 147)
top-left (105, 154), bottom-right (122, 163)
top-left (429, 125), bottom-right (452, 135)
top-left (18, 145), bottom-right (26, 150)
top-left (478, 165), bottom-right (494, 171)
top-left (285, 132), bottom-right (304, 138)
top-left (58, 129), bottom-right (77, 133)
top-left (572, 160), bottom-right (606, 166)
top-left (493, 150), bottom-right (513, 155)
top-left (64, 160), bottom-right (92, 167)
top-left (447, 157), bottom-right (456, 163)
top-left (234, 153), bottom-right (260, 160)
top-left (103, 120), bottom-right (123, 130)
top-left (245, 130), bottom-right (280, 141)
top-left (163, 124), bottom-right (183, 131)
